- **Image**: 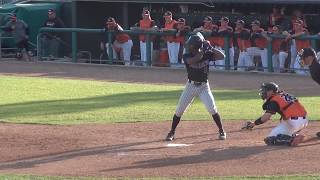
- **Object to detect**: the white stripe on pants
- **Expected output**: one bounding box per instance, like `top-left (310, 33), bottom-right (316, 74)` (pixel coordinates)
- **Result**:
top-left (268, 117), bottom-right (308, 137)
top-left (167, 42), bottom-right (180, 65)
top-left (175, 81), bottom-right (217, 117)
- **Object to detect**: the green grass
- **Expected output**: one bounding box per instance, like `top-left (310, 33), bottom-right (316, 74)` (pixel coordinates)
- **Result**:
top-left (0, 175), bottom-right (319, 180)
top-left (0, 75), bottom-right (319, 124)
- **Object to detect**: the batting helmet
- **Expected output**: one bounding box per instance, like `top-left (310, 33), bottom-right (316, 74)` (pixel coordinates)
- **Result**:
top-left (259, 82), bottom-right (279, 100)
top-left (185, 32), bottom-right (204, 51)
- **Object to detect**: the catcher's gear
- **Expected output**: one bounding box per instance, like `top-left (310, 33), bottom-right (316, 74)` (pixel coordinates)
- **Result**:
top-left (259, 82), bottom-right (279, 100)
top-left (241, 121), bottom-right (255, 130)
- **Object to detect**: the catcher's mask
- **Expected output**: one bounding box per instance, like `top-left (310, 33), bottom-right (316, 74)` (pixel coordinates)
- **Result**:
top-left (259, 82), bottom-right (279, 100)
top-left (185, 32), bottom-right (204, 53)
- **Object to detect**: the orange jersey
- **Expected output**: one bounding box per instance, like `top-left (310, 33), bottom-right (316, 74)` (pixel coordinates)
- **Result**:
top-left (164, 20), bottom-right (177, 42)
top-left (139, 19), bottom-right (155, 42)
top-left (235, 28), bottom-right (251, 51)
top-left (251, 28), bottom-right (268, 49)
top-left (215, 26), bottom-right (233, 48)
top-left (263, 92), bottom-right (307, 120)
top-left (295, 39), bottom-right (310, 52)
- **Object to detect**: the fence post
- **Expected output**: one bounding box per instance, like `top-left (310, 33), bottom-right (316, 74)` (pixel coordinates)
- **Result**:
top-left (71, 1), bottom-right (77, 63)
top-left (267, 40), bottom-right (273, 72)
top-left (146, 33), bottom-right (151, 66)
top-left (224, 36), bottom-right (230, 70)
top-left (107, 31), bottom-right (113, 64)
top-left (311, 38), bottom-right (317, 51)
top-left (0, 32), bottom-right (2, 60)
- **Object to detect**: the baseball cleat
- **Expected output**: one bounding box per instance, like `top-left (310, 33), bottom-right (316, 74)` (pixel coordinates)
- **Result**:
top-left (219, 131), bottom-right (227, 140)
top-left (290, 134), bottom-right (305, 146)
top-left (165, 131), bottom-right (175, 141)
top-left (316, 132), bottom-right (320, 138)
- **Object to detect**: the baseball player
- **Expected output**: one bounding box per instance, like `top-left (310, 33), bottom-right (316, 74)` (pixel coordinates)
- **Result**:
top-left (162, 11), bottom-right (179, 66)
top-left (285, 19), bottom-right (310, 74)
top-left (298, 48), bottom-right (320, 138)
top-left (234, 19), bottom-right (251, 71)
top-left (1, 14), bottom-right (31, 61)
top-left (243, 82), bottom-right (308, 146)
top-left (102, 17), bottom-right (133, 65)
top-left (136, 10), bottom-right (157, 65)
top-left (246, 20), bottom-right (269, 72)
top-left (165, 32), bottom-right (227, 141)
top-left (214, 16), bottom-right (234, 70)
top-left (269, 25), bottom-right (289, 73)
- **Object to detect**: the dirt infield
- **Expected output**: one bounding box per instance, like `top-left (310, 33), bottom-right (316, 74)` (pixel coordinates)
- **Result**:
top-left (0, 61), bottom-right (319, 177)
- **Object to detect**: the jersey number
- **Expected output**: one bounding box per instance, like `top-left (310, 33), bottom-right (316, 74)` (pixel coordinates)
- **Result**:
top-left (280, 93), bottom-right (297, 103)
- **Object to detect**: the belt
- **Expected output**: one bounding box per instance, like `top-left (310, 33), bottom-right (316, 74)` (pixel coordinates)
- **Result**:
top-left (188, 79), bottom-right (207, 86)
top-left (290, 116), bottom-right (306, 120)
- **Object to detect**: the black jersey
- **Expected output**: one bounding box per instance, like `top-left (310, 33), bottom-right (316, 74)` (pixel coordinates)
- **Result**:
top-left (183, 41), bottom-right (214, 82)
top-left (309, 59), bottom-right (320, 85)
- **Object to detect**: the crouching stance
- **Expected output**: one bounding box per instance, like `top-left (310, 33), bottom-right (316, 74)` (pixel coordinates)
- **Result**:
top-left (243, 82), bottom-right (308, 146)
top-left (165, 32), bottom-right (227, 141)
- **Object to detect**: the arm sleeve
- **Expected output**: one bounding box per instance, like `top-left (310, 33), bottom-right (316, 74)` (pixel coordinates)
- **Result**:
top-left (262, 101), bottom-right (279, 114)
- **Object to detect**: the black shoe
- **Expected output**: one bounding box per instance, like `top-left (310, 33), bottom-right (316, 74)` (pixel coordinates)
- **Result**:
top-left (317, 132), bottom-right (320, 138)
top-left (219, 131), bottom-right (227, 140)
top-left (165, 131), bottom-right (175, 141)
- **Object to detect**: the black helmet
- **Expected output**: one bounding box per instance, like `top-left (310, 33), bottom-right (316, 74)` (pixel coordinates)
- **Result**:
top-left (185, 32), bottom-right (204, 51)
top-left (259, 82), bottom-right (279, 100)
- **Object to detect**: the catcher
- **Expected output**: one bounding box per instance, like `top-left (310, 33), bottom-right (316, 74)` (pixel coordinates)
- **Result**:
top-left (243, 82), bottom-right (308, 146)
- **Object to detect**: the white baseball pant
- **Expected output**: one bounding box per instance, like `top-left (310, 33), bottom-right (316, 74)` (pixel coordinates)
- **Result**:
top-left (167, 42), bottom-right (180, 65)
top-left (140, 41), bottom-right (153, 64)
top-left (175, 81), bottom-right (217, 117)
top-left (247, 47), bottom-right (268, 71)
top-left (268, 117), bottom-right (308, 137)
top-left (272, 51), bottom-right (288, 72)
top-left (215, 46), bottom-right (234, 70)
top-left (237, 50), bottom-right (251, 71)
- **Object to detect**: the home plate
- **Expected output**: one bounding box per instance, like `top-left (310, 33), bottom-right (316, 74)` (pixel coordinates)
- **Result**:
top-left (166, 143), bottom-right (193, 147)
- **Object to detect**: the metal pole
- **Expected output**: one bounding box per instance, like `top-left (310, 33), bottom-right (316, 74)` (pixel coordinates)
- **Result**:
top-left (267, 40), bottom-right (273, 72)
top-left (311, 39), bottom-right (317, 51)
top-left (0, 32), bottom-right (2, 60)
top-left (36, 34), bottom-right (40, 61)
top-left (146, 34), bottom-right (151, 66)
top-left (108, 31), bottom-right (113, 64)
top-left (224, 36), bottom-right (230, 70)
top-left (71, 1), bottom-right (77, 63)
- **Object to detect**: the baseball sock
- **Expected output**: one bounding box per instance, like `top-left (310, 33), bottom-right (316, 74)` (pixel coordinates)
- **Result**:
top-left (212, 113), bottom-right (224, 132)
top-left (170, 114), bottom-right (181, 133)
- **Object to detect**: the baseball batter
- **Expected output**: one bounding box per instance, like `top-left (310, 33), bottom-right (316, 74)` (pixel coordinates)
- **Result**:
top-left (165, 32), bottom-right (227, 141)
top-left (243, 82), bottom-right (308, 146)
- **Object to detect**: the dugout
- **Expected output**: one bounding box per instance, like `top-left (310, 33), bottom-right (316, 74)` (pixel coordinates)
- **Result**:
top-left (2, 0), bottom-right (320, 60)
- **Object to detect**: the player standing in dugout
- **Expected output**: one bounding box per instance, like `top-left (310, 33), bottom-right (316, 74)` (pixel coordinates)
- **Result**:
top-left (298, 47), bottom-right (320, 138)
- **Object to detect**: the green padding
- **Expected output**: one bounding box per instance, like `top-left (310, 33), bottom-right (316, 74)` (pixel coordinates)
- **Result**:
top-left (0, 3), bottom-right (62, 47)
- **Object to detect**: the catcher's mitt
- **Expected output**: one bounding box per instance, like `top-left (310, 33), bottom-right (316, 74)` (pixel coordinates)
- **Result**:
top-left (241, 121), bottom-right (255, 130)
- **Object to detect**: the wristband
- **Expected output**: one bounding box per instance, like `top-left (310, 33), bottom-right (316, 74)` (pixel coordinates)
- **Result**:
top-left (254, 117), bottom-right (264, 125)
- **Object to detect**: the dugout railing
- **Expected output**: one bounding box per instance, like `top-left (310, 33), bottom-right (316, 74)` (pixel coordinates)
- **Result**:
top-left (39, 27), bottom-right (319, 73)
